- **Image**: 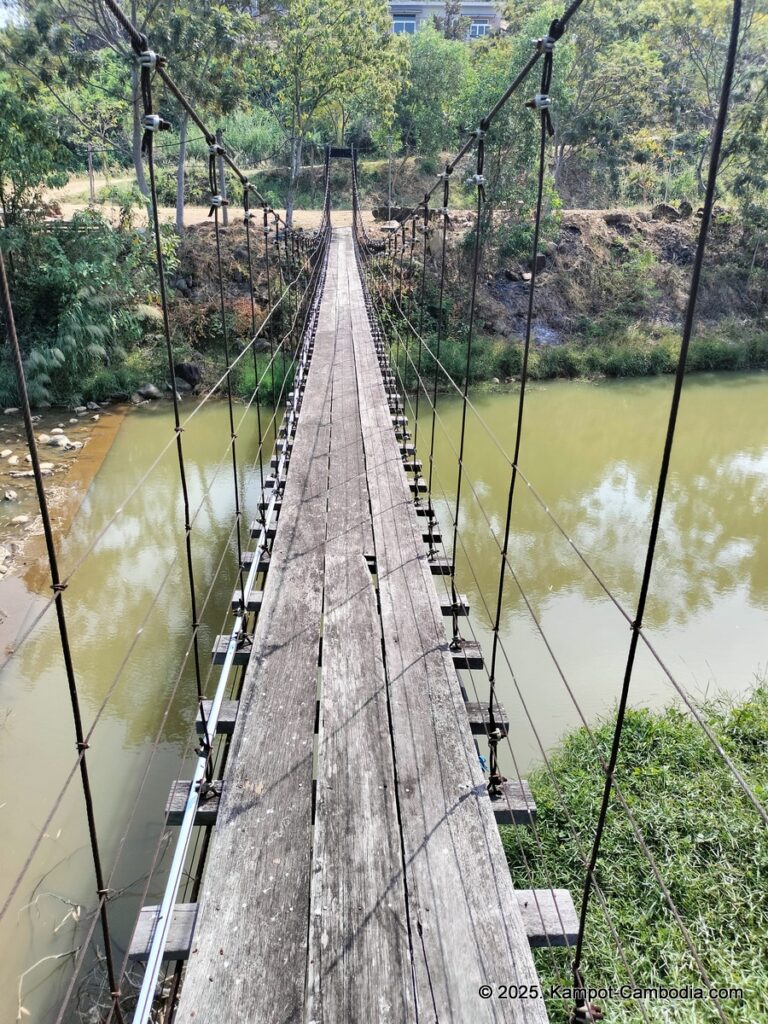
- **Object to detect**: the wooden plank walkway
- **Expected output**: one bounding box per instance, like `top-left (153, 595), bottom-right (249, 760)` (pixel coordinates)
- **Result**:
top-left (173, 228), bottom-right (548, 1023)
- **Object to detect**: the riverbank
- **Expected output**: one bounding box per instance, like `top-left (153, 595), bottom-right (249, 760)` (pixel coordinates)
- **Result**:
top-left (0, 405), bottom-right (125, 657)
top-left (502, 689), bottom-right (768, 1023)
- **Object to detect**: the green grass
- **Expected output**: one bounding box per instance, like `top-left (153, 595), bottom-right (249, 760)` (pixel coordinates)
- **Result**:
top-left (502, 690), bottom-right (768, 1023)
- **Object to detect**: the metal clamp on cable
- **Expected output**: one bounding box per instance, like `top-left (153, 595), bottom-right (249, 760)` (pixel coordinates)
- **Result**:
top-left (138, 49), bottom-right (165, 69)
top-left (526, 92), bottom-right (551, 111)
top-left (143, 113), bottom-right (171, 133)
top-left (209, 143), bottom-right (225, 157)
top-left (465, 173), bottom-right (486, 187)
top-left (472, 127), bottom-right (487, 140)
top-left (243, 211), bottom-right (254, 224)
top-left (208, 194), bottom-right (229, 216)
top-left (533, 35), bottom-right (555, 53)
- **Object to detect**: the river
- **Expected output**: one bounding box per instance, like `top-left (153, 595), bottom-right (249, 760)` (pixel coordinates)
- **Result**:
top-left (1, 373), bottom-right (766, 1022)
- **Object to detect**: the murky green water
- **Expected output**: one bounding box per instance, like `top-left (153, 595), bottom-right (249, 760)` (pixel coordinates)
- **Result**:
top-left (1, 373), bottom-right (766, 1021)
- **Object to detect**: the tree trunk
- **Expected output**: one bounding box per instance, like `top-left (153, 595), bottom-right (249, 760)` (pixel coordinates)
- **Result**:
top-left (131, 63), bottom-right (149, 199)
top-left (286, 135), bottom-right (303, 228)
top-left (175, 113), bottom-right (189, 233)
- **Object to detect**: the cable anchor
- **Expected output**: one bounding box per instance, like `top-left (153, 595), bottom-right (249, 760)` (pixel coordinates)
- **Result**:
top-left (143, 113), bottom-right (171, 133)
top-left (533, 35), bottom-right (556, 53)
top-left (526, 93), bottom-right (551, 111)
top-left (208, 195), bottom-right (229, 216)
top-left (209, 142), bottom-right (225, 157)
top-left (138, 49), bottom-right (165, 69)
top-left (465, 173), bottom-right (486, 187)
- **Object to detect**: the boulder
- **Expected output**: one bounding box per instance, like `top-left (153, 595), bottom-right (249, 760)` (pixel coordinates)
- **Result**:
top-left (11, 515), bottom-right (29, 525)
top-left (92, 414), bottom-right (100, 421)
top-left (48, 435), bottom-right (70, 448)
top-left (529, 252), bottom-right (546, 272)
top-left (73, 405), bottom-right (87, 414)
top-left (38, 433), bottom-right (51, 444)
top-left (652, 203), bottom-right (680, 222)
top-left (1, 449), bottom-right (11, 458)
top-left (130, 393), bottom-right (144, 405)
top-left (39, 462), bottom-right (54, 471)
top-left (4, 490), bottom-right (17, 501)
top-left (174, 377), bottom-right (192, 393)
top-left (137, 383), bottom-right (163, 400)
top-left (174, 362), bottom-right (202, 389)
top-left (51, 427), bottom-right (64, 435)
top-left (86, 401), bottom-right (100, 411)
top-left (679, 201), bottom-right (693, 219)
top-left (8, 455), bottom-right (19, 465)
top-left (604, 212), bottom-right (632, 227)
top-left (3, 408), bottom-right (19, 415)
top-left (69, 418), bottom-right (78, 424)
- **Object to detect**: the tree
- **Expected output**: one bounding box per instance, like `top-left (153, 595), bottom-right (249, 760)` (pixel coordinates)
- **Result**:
top-left (395, 24), bottom-right (469, 159)
top-left (0, 72), bottom-right (70, 226)
top-left (258, 0), bottom-right (403, 224)
top-left (147, 3), bottom-right (256, 231)
top-left (433, 0), bottom-right (469, 41)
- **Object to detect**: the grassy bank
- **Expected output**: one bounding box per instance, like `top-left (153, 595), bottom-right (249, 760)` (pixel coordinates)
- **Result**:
top-left (501, 690), bottom-right (768, 1023)
top-left (385, 316), bottom-right (768, 389)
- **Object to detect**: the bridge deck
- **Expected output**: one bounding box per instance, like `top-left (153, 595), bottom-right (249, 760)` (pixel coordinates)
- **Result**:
top-left (174, 229), bottom-right (547, 1023)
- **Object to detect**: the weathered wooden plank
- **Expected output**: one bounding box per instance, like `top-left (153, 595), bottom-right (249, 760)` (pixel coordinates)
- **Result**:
top-left (307, 235), bottom-right (415, 1020)
top-left (348, 228), bottom-right (547, 1022)
top-left (429, 556), bottom-right (452, 575)
top-left (492, 780), bottom-right (537, 826)
top-left (240, 548), bottom-right (270, 573)
top-left (166, 779), bottom-right (223, 826)
top-left (452, 640), bottom-right (485, 671)
top-left (466, 701), bottom-right (510, 737)
top-left (128, 904), bottom-right (197, 961)
top-left (230, 587), bottom-right (264, 613)
top-left (440, 592), bottom-right (470, 616)
top-left (516, 890), bottom-right (579, 948)
top-left (174, 240), bottom-right (334, 1024)
top-left (195, 698), bottom-right (237, 735)
top-left (211, 634), bottom-right (252, 666)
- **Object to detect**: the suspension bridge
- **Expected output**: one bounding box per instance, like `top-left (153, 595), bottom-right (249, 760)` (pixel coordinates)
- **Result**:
top-left (1, 0), bottom-right (760, 1022)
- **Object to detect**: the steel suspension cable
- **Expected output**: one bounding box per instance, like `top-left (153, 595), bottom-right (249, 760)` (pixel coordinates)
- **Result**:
top-left (426, 169), bottom-right (452, 554)
top-left (208, 145), bottom-right (247, 603)
top-left (354, 227), bottom-right (653, 1020)
top-left (0, 250), bottom-right (125, 1024)
top-left (262, 205), bottom-right (277, 408)
top-left (243, 186), bottom-right (268, 537)
top-left (487, 26), bottom-right (558, 798)
top-left (365, 232), bottom-right (768, 825)
top-left (410, 196), bottom-right (430, 495)
top-left (447, 129), bottom-right (488, 647)
top-left (571, 1), bottom-right (744, 1009)
top-left (140, 52), bottom-right (213, 761)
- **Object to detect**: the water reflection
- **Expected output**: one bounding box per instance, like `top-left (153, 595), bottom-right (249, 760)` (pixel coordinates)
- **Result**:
top-left (1, 374), bottom-right (766, 1021)
top-left (417, 374), bottom-right (768, 767)
top-left (0, 401), bottom-right (274, 1023)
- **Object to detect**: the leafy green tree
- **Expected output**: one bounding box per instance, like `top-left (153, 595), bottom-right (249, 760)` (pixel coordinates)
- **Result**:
top-left (433, 0), bottom-right (469, 41)
top-left (0, 72), bottom-right (70, 225)
top-left (395, 25), bottom-right (469, 158)
top-left (257, 0), bottom-right (403, 224)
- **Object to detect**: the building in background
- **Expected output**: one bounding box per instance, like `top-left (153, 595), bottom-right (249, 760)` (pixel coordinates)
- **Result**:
top-left (389, 2), bottom-right (501, 38)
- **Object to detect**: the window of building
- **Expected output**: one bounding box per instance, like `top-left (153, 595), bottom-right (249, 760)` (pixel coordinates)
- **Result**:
top-left (392, 16), bottom-right (416, 34)
top-left (469, 20), bottom-right (490, 38)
